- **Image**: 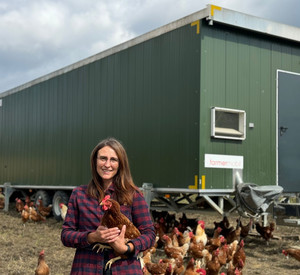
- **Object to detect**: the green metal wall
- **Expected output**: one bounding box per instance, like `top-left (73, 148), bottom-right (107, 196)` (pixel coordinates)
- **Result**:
top-left (0, 24), bottom-right (200, 189)
top-left (199, 21), bottom-right (300, 189)
top-left (3, 18), bottom-right (300, 191)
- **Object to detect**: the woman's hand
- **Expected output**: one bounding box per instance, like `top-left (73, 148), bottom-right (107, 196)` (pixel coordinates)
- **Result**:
top-left (88, 225), bottom-right (120, 244)
top-left (109, 225), bottom-right (129, 254)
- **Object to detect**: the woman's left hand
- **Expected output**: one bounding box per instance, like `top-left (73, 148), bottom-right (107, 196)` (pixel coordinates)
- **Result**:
top-left (109, 225), bottom-right (128, 254)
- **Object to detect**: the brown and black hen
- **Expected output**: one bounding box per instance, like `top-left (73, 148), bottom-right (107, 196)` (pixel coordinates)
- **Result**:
top-left (93, 195), bottom-right (141, 269)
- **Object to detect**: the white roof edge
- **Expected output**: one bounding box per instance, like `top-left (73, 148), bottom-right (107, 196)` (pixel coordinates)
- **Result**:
top-left (2, 4), bottom-right (300, 97)
top-left (208, 4), bottom-right (300, 42)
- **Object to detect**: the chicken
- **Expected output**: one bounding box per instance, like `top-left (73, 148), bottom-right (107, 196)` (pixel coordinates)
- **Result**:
top-left (184, 257), bottom-right (206, 275)
top-left (206, 248), bottom-right (221, 275)
top-left (161, 255), bottom-right (185, 275)
top-left (189, 232), bottom-right (206, 259)
top-left (232, 240), bottom-right (246, 269)
top-left (25, 195), bottom-right (34, 207)
top-left (93, 195), bottom-right (141, 269)
top-left (217, 243), bottom-right (229, 266)
top-left (145, 259), bottom-right (171, 275)
top-left (178, 213), bottom-right (197, 233)
top-left (255, 221), bottom-right (275, 244)
top-left (165, 212), bottom-right (178, 233)
top-left (175, 227), bottom-right (192, 247)
top-left (36, 199), bottom-right (52, 217)
top-left (236, 218), bottom-right (253, 239)
top-left (15, 198), bottom-right (24, 212)
top-left (282, 248), bottom-right (300, 262)
top-left (201, 249), bottom-right (212, 269)
top-left (151, 210), bottom-right (169, 223)
top-left (30, 207), bottom-right (46, 222)
top-left (21, 204), bottom-right (30, 225)
top-left (224, 226), bottom-right (241, 244)
top-left (142, 246), bottom-right (157, 274)
top-left (227, 260), bottom-right (244, 275)
top-left (214, 215), bottom-right (230, 231)
top-left (206, 228), bottom-right (224, 252)
top-left (214, 216), bottom-right (234, 239)
top-left (226, 240), bottom-right (239, 263)
top-left (35, 249), bottom-right (50, 275)
top-left (59, 203), bottom-right (68, 221)
top-left (162, 234), bottom-right (189, 259)
top-left (195, 220), bottom-right (208, 246)
top-left (0, 188), bottom-right (5, 209)
top-left (154, 217), bottom-right (168, 248)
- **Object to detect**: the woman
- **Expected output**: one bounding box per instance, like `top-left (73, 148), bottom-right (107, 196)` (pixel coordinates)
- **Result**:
top-left (61, 137), bottom-right (156, 274)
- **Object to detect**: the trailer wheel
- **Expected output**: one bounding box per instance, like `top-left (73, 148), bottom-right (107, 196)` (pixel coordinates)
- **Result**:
top-left (34, 190), bottom-right (52, 206)
top-left (52, 191), bottom-right (69, 221)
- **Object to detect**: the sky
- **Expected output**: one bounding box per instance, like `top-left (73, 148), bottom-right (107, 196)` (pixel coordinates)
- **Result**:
top-left (1, 0), bottom-right (300, 95)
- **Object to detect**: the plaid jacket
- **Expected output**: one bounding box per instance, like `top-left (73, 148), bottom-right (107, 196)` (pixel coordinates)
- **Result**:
top-left (61, 184), bottom-right (156, 275)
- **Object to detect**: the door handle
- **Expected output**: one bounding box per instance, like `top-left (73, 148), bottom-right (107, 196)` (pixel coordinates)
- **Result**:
top-left (280, 126), bottom-right (288, 136)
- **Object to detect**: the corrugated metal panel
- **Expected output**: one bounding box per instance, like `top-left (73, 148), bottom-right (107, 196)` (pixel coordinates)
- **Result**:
top-left (0, 24), bottom-right (200, 189)
top-left (199, 21), bottom-right (300, 189)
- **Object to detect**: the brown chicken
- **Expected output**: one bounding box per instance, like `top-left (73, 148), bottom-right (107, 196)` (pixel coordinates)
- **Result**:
top-left (93, 195), bottom-right (141, 269)
top-left (15, 198), bottom-right (24, 212)
top-left (226, 240), bottom-right (239, 263)
top-left (255, 221), bottom-right (275, 244)
top-left (144, 259), bottom-right (171, 275)
top-left (25, 196), bottom-right (34, 207)
top-left (282, 248), bottom-right (300, 262)
top-left (206, 248), bottom-right (221, 275)
top-left (30, 207), bottom-right (46, 222)
top-left (36, 199), bottom-right (52, 217)
top-left (0, 188), bottom-right (5, 209)
top-left (35, 249), bottom-right (50, 275)
top-left (188, 232), bottom-right (206, 259)
top-left (177, 213), bottom-right (197, 233)
top-left (154, 217), bottom-right (168, 248)
top-left (232, 240), bottom-right (246, 269)
top-left (174, 227), bottom-right (192, 246)
top-left (227, 260), bottom-right (244, 275)
top-left (214, 216), bottom-right (234, 239)
top-left (162, 234), bottom-right (189, 259)
top-left (142, 246), bottom-right (156, 275)
top-left (236, 218), bottom-right (253, 239)
top-left (161, 256), bottom-right (185, 275)
top-left (224, 226), bottom-right (241, 244)
top-left (183, 257), bottom-right (205, 275)
top-left (21, 204), bottom-right (30, 225)
top-left (217, 243), bottom-right (229, 266)
top-left (214, 215), bottom-right (230, 230)
top-left (206, 228), bottom-right (224, 252)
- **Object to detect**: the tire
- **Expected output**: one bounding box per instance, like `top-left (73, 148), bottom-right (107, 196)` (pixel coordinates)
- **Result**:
top-left (34, 190), bottom-right (52, 207)
top-left (52, 191), bottom-right (69, 221)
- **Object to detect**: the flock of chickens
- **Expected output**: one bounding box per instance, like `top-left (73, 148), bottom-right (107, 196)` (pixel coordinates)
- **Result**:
top-left (15, 196), bottom-right (53, 224)
top-left (8, 195), bottom-right (300, 275)
top-left (145, 210), bottom-right (300, 275)
top-left (144, 211), bottom-right (250, 275)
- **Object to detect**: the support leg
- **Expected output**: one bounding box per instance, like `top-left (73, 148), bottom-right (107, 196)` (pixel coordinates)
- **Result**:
top-left (3, 182), bottom-right (15, 212)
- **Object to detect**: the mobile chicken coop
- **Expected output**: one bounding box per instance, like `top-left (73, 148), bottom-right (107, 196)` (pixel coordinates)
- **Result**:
top-left (1, 5), bottom-right (300, 220)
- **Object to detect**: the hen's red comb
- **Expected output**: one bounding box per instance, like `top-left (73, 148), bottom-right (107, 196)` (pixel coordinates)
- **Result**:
top-left (103, 195), bottom-right (110, 201)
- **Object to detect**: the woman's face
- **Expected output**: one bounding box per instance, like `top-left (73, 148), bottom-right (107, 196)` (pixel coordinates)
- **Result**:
top-left (96, 146), bottom-right (119, 184)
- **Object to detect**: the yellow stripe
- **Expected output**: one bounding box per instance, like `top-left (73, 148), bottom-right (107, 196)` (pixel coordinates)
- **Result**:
top-left (211, 5), bottom-right (222, 16)
top-left (191, 20), bottom-right (200, 34)
top-left (188, 175), bottom-right (198, 189)
top-left (201, 175), bottom-right (206, 189)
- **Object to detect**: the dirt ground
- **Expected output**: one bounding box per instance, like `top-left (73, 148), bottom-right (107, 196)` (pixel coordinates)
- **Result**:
top-left (1, 204), bottom-right (300, 275)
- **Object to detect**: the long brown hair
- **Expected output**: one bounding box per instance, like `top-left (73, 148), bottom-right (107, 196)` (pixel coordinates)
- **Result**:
top-left (87, 137), bottom-right (138, 205)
